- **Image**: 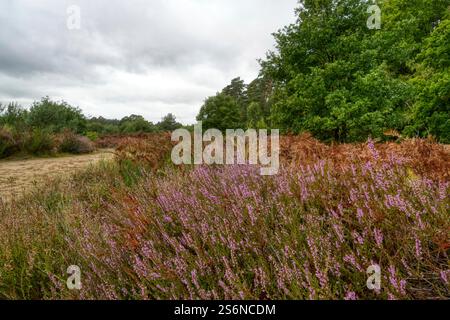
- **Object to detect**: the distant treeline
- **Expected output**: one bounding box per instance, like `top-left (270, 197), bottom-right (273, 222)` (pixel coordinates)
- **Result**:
top-left (197, 0), bottom-right (449, 143)
top-left (0, 96), bottom-right (183, 136)
top-left (0, 97), bottom-right (183, 158)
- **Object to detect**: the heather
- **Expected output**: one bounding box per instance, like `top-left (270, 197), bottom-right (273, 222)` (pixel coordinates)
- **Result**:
top-left (0, 136), bottom-right (448, 300)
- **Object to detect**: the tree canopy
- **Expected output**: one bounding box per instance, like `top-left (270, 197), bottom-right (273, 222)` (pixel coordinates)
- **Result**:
top-left (27, 97), bottom-right (86, 134)
top-left (196, 0), bottom-right (450, 143)
top-left (197, 93), bottom-right (243, 131)
top-left (157, 113), bottom-right (183, 132)
top-left (1, 97), bottom-right (186, 136)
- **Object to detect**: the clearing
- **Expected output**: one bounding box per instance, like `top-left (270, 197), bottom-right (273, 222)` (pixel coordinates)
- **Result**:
top-left (0, 150), bottom-right (114, 201)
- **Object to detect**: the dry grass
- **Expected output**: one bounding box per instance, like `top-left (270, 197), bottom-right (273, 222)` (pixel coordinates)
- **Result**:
top-left (0, 150), bottom-right (114, 202)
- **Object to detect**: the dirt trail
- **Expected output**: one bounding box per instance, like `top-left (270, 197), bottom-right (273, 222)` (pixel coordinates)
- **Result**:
top-left (0, 150), bottom-right (114, 201)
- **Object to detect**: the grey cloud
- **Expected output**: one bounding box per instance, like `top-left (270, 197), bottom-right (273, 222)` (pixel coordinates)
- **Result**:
top-left (0, 0), bottom-right (297, 123)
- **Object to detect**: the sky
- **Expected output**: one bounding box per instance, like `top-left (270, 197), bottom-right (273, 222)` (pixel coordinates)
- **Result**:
top-left (0, 0), bottom-right (298, 124)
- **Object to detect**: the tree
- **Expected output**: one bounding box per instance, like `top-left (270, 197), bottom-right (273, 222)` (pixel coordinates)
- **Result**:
top-left (260, 0), bottom-right (449, 142)
top-left (221, 77), bottom-right (248, 125)
top-left (405, 15), bottom-right (450, 143)
top-left (86, 117), bottom-right (121, 134)
top-left (246, 76), bottom-right (274, 128)
top-left (120, 115), bottom-right (155, 133)
top-left (0, 102), bottom-right (28, 130)
top-left (27, 97), bottom-right (86, 133)
top-left (157, 113), bottom-right (182, 132)
top-left (197, 93), bottom-right (243, 131)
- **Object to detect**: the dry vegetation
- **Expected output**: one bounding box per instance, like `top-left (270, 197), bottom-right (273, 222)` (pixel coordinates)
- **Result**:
top-left (0, 150), bottom-right (114, 202)
top-left (0, 133), bottom-right (448, 300)
top-left (280, 134), bottom-right (450, 180)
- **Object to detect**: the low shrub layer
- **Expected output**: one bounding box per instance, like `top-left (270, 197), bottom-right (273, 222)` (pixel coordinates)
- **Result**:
top-left (0, 126), bottom-right (96, 158)
top-left (0, 127), bottom-right (19, 158)
top-left (0, 137), bottom-right (448, 300)
top-left (22, 129), bottom-right (55, 155)
top-left (57, 131), bottom-right (95, 154)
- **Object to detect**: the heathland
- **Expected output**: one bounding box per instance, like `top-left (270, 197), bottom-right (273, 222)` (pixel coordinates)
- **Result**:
top-left (0, 0), bottom-right (449, 300)
top-left (0, 134), bottom-right (448, 299)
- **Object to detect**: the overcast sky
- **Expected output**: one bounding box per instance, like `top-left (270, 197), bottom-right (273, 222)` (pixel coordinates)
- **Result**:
top-left (0, 0), bottom-right (297, 124)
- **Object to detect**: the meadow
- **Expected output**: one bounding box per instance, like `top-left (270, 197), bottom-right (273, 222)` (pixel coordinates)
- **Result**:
top-left (0, 133), bottom-right (448, 300)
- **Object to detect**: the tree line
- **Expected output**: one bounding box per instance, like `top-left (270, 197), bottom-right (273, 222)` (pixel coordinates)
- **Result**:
top-left (0, 97), bottom-right (184, 158)
top-left (0, 96), bottom-right (183, 137)
top-left (197, 0), bottom-right (449, 143)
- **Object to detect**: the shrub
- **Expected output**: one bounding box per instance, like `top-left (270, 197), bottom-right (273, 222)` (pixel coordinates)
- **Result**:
top-left (58, 131), bottom-right (95, 154)
top-left (0, 136), bottom-right (448, 300)
top-left (0, 126), bottom-right (19, 158)
top-left (66, 145), bottom-right (449, 300)
top-left (85, 131), bottom-right (99, 142)
top-left (22, 129), bottom-right (55, 155)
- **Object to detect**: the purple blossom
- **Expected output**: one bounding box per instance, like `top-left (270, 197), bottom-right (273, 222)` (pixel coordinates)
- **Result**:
top-left (374, 228), bottom-right (384, 247)
top-left (440, 270), bottom-right (449, 285)
top-left (415, 237), bottom-right (422, 259)
top-left (345, 291), bottom-right (357, 300)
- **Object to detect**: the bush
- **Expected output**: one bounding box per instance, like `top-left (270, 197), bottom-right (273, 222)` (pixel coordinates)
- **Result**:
top-left (58, 131), bottom-right (95, 154)
top-left (85, 131), bottom-right (99, 142)
top-left (22, 129), bottom-right (55, 155)
top-left (27, 97), bottom-right (86, 133)
top-left (0, 127), bottom-right (19, 158)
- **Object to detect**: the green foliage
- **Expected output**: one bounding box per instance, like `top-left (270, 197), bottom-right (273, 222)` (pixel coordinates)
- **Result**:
top-left (0, 97), bottom-right (183, 158)
top-left (192, 0), bottom-right (448, 142)
top-left (27, 97), bottom-right (86, 134)
top-left (405, 16), bottom-right (450, 143)
top-left (85, 131), bottom-right (99, 142)
top-left (0, 103), bottom-right (28, 131)
top-left (222, 77), bottom-right (249, 123)
top-left (119, 114), bottom-right (155, 133)
top-left (246, 76), bottom-right (273, 124)
top-left (86, 117), bottom-right (121, 135)
top-left (86, 113), bottom-right (183, 135)
top-left (0, 126), bottom-right (19, 158)
top-left (260, 0), bottom-right (449, 142)
top-left (197, 93), bottom-right (244, 131)
top-left (195, 76), bottom-right (275, 131)
top-left (22, 129), bottom-right (55, 155)
top-left (246, 102), bottom-right (264, 128)
top-left (156, 113), bottom-right (182, 132)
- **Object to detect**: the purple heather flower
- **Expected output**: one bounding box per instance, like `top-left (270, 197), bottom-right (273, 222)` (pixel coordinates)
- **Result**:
top-left (440, 270), bottom-right (449, 285)
top-left (374, 228), bottom-right (383, 247)
top-left (415, 237), bottom-right (422, 259)
top-left (345, 291), bottom-right (357, 300)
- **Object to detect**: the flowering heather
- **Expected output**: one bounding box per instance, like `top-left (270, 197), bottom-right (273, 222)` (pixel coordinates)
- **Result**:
top-left (0, 136), bottom-right (448, 300)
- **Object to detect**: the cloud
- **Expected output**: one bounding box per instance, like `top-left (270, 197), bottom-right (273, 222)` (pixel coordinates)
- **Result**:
top-left (0, 0), bottom-right (297, 124)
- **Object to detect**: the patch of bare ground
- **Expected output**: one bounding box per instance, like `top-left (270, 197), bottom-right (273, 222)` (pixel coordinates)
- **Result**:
top-left (0, 149), bottom-right (114, 201)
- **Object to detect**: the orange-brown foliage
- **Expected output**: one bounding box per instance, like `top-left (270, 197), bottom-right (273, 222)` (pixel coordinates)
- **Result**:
top-left (109, 132), bottom-right (449, 180)
top-left (115, 132), bottom-right (173, 170)
top-left (281, 134), bottom-right (450, 181)
top-left (95, 133), bottom-right (153, 149)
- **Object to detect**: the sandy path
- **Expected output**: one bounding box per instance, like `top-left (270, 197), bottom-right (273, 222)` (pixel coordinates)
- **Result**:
top-left (0, 150), bottom-right (114, 201)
